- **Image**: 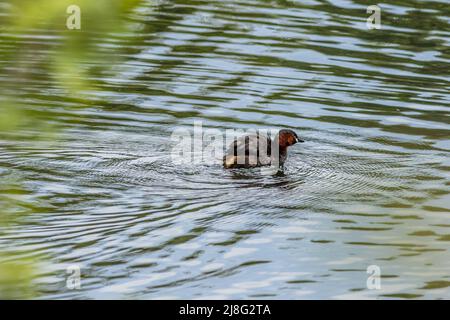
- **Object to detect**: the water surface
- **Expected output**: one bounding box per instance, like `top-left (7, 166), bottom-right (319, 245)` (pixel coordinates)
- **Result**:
top-left (0, 0), bottom-right (449, 299)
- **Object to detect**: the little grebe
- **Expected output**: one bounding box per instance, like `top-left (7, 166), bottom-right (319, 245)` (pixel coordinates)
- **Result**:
top-left (223, 129), bottom-right (303, 169)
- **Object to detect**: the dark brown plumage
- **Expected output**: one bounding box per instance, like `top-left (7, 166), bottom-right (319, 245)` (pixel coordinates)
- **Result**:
top-left (223, 129), bottom-right (303, 169)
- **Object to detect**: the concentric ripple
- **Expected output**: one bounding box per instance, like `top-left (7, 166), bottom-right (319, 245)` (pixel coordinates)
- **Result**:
top-left (1, 0), bottom-right (449, 299)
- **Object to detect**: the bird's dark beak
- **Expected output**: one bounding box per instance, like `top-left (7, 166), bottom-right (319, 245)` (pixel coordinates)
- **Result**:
top-left (296, 137), bottom-right (304, 143)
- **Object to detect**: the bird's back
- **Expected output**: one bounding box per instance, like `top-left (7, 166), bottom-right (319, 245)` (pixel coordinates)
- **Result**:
top-left (223, 134), bottom-right (272, 168)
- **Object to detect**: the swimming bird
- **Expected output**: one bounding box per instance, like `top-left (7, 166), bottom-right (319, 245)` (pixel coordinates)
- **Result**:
top-left (223, 129), bottom-right (303, 169)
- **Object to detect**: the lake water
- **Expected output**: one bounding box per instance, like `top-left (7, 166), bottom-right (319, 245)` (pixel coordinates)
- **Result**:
top-left (0, 0), bottom-right (449, 299)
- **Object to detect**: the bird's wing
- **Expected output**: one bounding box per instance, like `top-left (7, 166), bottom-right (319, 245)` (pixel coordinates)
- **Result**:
top-left (227, 134), bottom-right (271, 157)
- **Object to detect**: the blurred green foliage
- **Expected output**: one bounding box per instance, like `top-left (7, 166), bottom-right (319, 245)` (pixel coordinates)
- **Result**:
top-left (0, 0), bottom-right (142, 299)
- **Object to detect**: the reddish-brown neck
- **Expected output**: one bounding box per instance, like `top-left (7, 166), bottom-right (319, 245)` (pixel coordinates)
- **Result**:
top-left (277, 135), bottom-right (290, 148)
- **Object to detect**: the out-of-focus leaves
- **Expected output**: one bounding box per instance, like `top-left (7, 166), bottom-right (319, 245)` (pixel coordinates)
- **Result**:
top-left (1, 0), bottom-right (142, 92)
top-left (0, 0), bottom-right (143, 299)
top-left (0, 257), bottom-right (36, 299)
